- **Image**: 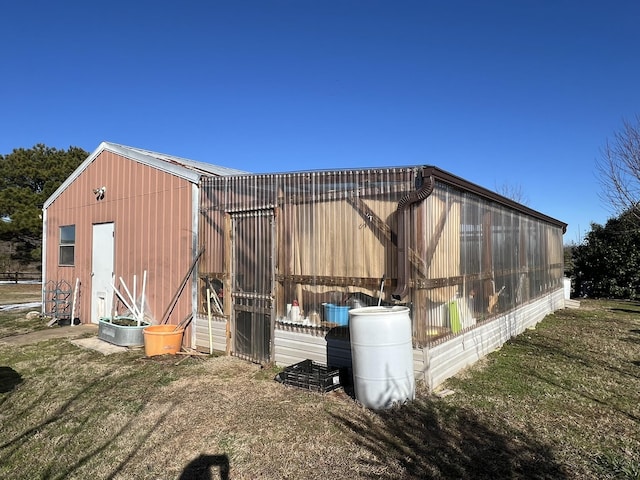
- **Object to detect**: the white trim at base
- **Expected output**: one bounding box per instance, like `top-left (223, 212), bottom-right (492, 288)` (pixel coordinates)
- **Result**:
top-left (422, 288), bottom-right (565, 390)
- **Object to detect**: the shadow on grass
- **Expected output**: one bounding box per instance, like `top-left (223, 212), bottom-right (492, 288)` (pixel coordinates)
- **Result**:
top-left (0, 367), bottom-right (173, 479)
top-left (332, 397), bottom-right (567, 479)
top-left (623, 336), bottom-right (640, 345)
top-left (626, 329), bottom-right (640, 345)
top-left (512, 333), bottom-right (640, 422)
top-left (179, 454), bottom-right (230, 480)
top-left (528, 369), bottom-right (640, 423)
top-left (0, 366), bottom-right (22, 393)
top-left (609, 308), bottom-right (640, 314)
top-left (519, 334), bottom-right (640, 381)
top-left (0, 378), bottom-right (97, 455)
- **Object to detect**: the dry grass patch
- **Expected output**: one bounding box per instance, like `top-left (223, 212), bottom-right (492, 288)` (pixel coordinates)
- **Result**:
top-left (0, 283), bottom-right (41, 305)
top-left (0, 299), bottom-right (639, 479)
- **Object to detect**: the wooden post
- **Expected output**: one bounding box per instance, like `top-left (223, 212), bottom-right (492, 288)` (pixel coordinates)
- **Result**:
top-left (482, 210), bottom-right (494, 311)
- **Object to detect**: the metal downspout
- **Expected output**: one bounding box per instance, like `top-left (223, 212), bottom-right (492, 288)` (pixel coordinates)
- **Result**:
top-left (392, 169), bottom-right (435, 300)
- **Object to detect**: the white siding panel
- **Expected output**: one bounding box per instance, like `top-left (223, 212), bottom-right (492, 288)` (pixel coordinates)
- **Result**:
top-left (193, 314), bottom-right (227, 353)
top-left (413, 348), bottom-right (428, 385)
top-left (269, 290), bottom-right (562, 391)
top-left (274, 329), bottom-right (328, 367)
top-left (426, 289), bottom-right (564, 390)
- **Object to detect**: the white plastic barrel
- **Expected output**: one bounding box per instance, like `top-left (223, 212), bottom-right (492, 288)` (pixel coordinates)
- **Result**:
top-left (349, 306), bottom-right (415, 409)
top-left (563, 277), bottom-right (571, 300)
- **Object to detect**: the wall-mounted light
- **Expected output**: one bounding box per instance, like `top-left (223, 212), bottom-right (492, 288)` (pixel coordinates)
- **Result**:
top-left (93, 186), bottom-right (106, 200)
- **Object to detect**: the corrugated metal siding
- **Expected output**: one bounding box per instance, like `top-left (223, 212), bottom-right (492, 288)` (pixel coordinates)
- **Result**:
top-left (273, 328), bottom-right (329, 366)
top-left (414, 348), bottom-right (428, 385)
top-left (193, 314), bottom-right (227, 353)
top-left (44, 150), bottom-right (196, 330)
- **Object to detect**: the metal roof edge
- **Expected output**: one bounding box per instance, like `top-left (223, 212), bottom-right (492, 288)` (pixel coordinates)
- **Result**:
top-left (43, 141), bottom-right (247, 210)
top-left (110, 143), bottom-right (248, 176)
top-left (424, 165), bottom-right (568, 233)
top-left (204, 164), bottom-right (567, 232)
top-left (102, 142), bottom-right (202, 183)
top-left (108, 142), bottom-right (247, 177)
top-left (43, 142), bottom-right (201, 210)
top-left (44, 151), bottom-right (567, 233)
top-left (43, 141), bottom-right (109, 209)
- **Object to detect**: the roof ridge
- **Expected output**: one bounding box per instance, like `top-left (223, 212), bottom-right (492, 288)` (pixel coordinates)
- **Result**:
top-left (100, 141), bottom-right (248, 176)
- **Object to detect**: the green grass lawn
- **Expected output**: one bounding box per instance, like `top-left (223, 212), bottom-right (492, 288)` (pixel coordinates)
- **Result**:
top-left (0, 298), bottom-right (638, 479)
top-left (441, 299), bottom-right (640, 478)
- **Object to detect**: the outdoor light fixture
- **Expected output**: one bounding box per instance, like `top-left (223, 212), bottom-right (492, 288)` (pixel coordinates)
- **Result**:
top-left (93, 186), bottom-right (106, 200)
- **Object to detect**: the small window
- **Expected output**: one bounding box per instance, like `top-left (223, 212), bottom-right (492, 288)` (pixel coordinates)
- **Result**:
top-left (59, 225), bottom-right (75, 266)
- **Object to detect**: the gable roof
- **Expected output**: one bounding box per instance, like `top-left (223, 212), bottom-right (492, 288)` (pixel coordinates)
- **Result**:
top-left (43, 141), bottom-right (248, 209)
top-left (103, 142), bottom-right (247, 177)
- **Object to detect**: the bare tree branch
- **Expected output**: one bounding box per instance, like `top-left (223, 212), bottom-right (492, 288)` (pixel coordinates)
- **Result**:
top-left (596, 115), bottom-right (640, 224)
top-left (494, 182), bottom-right (529, 206)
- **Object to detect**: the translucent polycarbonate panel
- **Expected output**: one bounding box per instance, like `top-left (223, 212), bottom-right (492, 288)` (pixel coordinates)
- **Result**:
top-left (199, 169), bottom-right (565, 352)
top-left (232, 211), bottom-right (274, 363)
top-left (232, 211), bottom-right (273, 297)
top-left (412, 181), bottom-right (564, 346)
top-left (199, 168), bottom-right (415, 315)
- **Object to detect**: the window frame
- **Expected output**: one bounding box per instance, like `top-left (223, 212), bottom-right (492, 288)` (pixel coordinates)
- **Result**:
top-left (59, 225), bottom-right (76, 266)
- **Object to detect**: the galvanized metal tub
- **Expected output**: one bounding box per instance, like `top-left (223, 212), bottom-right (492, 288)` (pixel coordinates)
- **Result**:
top-left (98, 317), bottom-right (150, 347)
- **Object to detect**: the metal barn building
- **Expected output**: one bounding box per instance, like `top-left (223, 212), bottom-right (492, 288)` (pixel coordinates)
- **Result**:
top-left (42, 142), bottom-right (245, 335)
top-left (43, 143), bottom-right (567, 390)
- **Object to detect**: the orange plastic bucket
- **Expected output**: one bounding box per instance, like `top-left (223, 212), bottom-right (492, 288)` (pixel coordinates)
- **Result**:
top-left (143, 325), bottom-right (185, 356)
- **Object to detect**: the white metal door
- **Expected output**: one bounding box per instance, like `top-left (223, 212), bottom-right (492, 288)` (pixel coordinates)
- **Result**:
top-left (91, 223), bottom-right (115, 324)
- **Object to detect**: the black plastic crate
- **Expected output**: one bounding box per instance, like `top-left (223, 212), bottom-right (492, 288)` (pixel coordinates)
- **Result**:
top-left (279, 359), bottom-right (341, 393)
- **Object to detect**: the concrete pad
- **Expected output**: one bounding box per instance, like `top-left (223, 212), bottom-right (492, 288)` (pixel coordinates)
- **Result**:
top-left (71, 337), bottom-right (132, 355)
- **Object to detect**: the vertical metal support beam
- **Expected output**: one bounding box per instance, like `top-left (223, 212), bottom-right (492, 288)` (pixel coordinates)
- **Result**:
top-left (269, 211), bottom-right (277, 363)
top-left (224, 212), bottom-right (233, 355)
top-left (190, 182), bottom-right (200, 348)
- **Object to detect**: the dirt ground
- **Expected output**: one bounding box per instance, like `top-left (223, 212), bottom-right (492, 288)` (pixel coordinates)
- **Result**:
top-left (0, 323), bottom-right (98, 346)
top-left (0, 325), bottom-right (387, 479)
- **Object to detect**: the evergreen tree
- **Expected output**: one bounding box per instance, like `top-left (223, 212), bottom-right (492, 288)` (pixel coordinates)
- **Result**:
top-left (573, 211), bottom-right (640, 299)
top-left (0, 144), bottom-right (87, 264)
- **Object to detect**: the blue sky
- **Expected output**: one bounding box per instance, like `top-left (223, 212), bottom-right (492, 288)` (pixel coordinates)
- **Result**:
top-left (2, 1), bottom-right (639, 244)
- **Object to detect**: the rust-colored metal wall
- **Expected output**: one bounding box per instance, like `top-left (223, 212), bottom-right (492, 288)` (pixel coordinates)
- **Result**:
top-left (44, 150), bottom-right (195, 329)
